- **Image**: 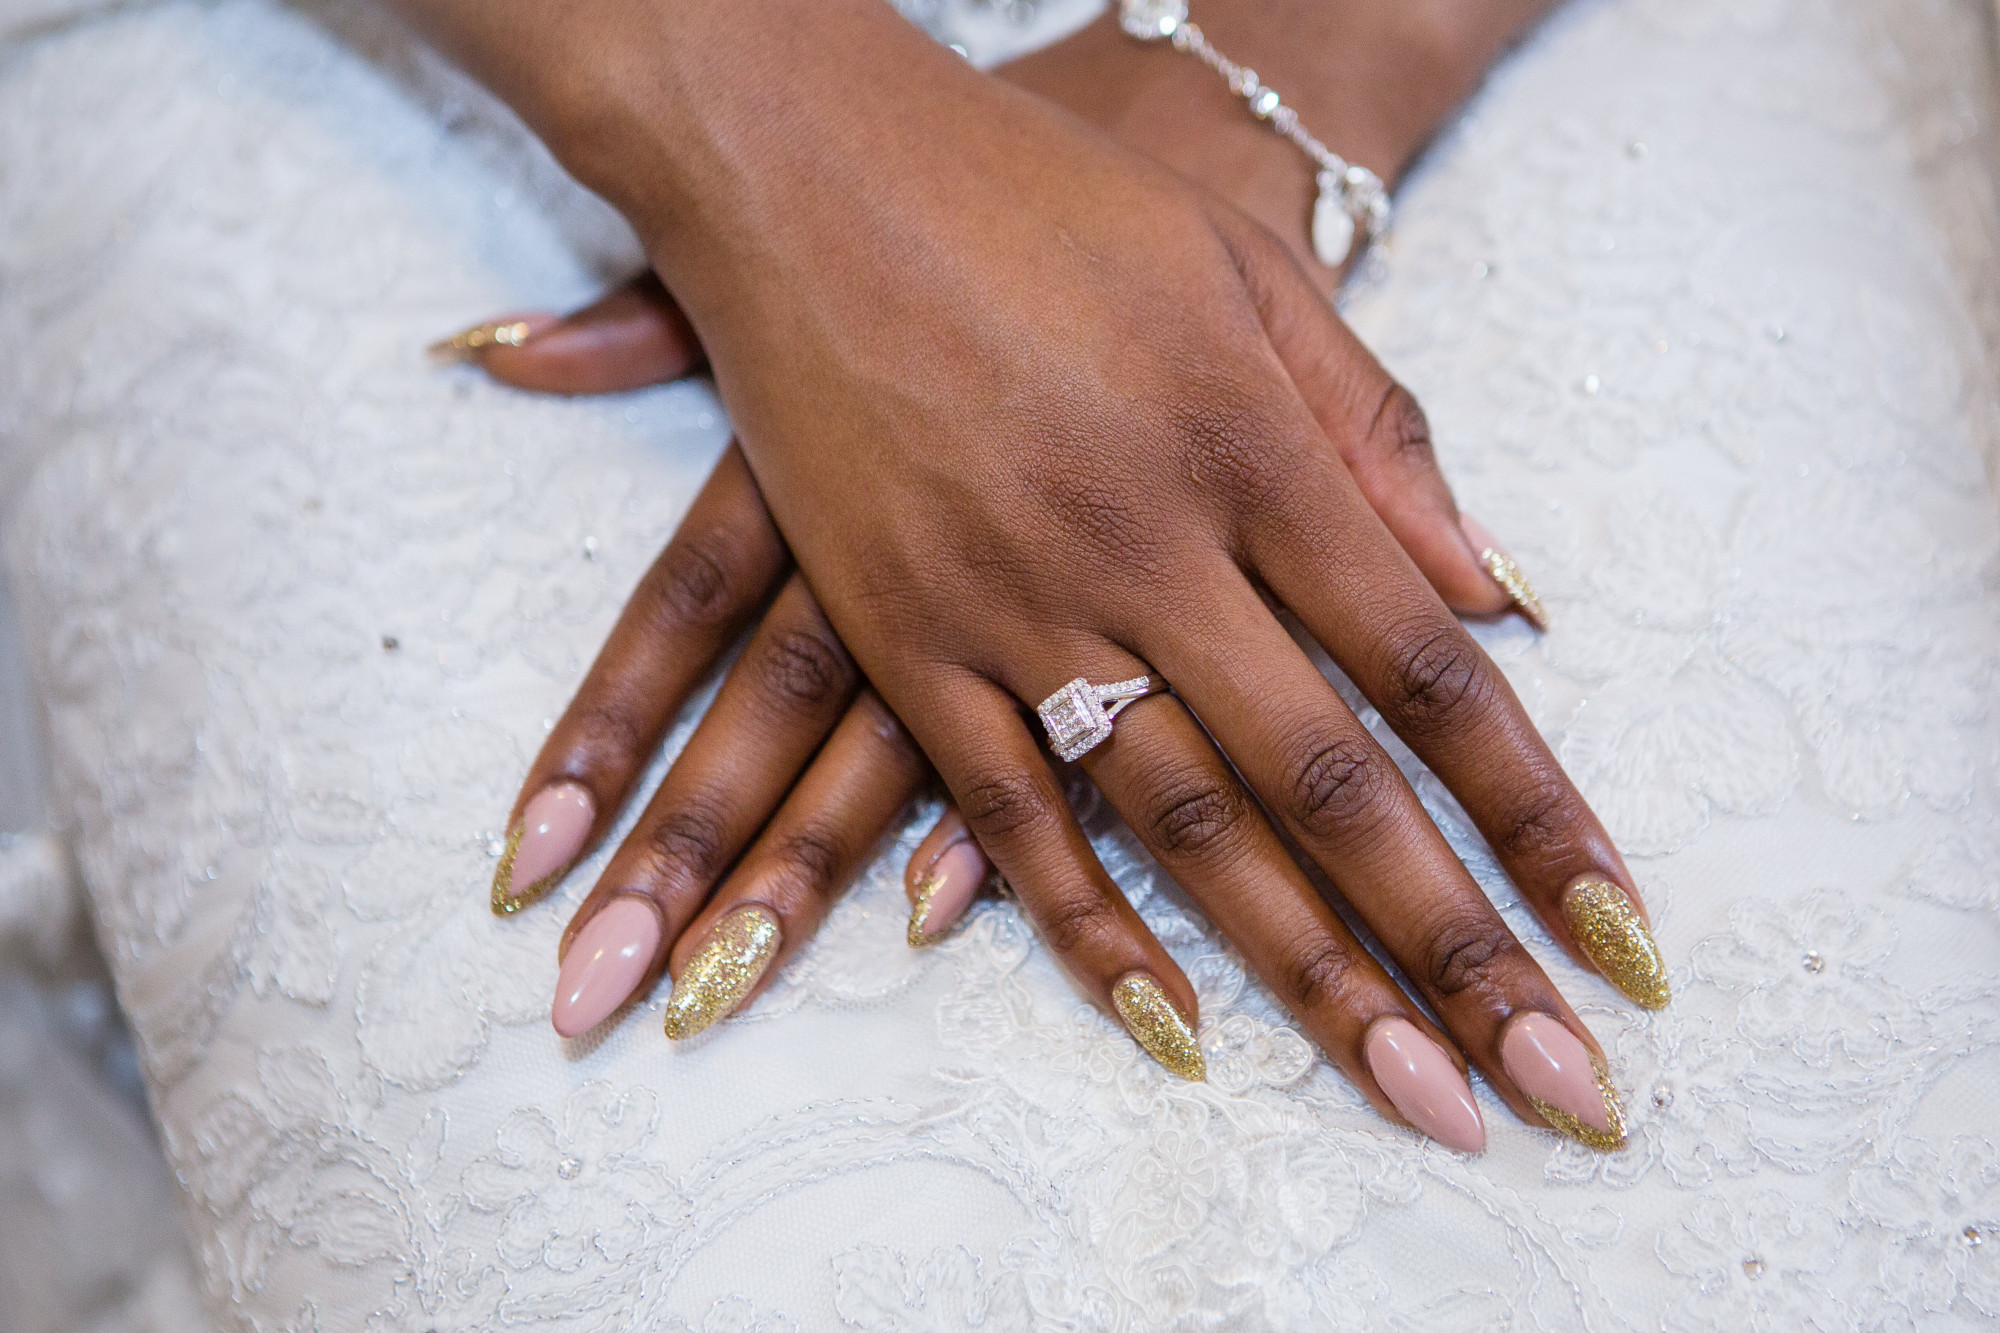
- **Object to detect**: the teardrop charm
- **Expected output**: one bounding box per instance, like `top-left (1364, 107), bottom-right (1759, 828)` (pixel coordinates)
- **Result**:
top-left (1312, 175), bottom-right (1356, 267)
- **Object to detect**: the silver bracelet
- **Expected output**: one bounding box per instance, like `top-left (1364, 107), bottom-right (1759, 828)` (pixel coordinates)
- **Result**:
top-left (1119, 0), bottom-right (1390, 267)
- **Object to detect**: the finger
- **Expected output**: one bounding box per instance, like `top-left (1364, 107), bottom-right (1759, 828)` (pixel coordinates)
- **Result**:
top-left (899, 668), bottom-right (1207, 1080)
top-left (904, 804), bottom-right (998, 946)
top-left (1223, 217), bottom-right (1534, 624)
top-left (548, 573), bottom-right (862, 1034)
top-left (1251, 465), bottom-right (1666, 1016)
top-left (434, 272), bottom-right (704, 395)
top-left (659, 690), bottom-right (929, 1039)
top-left (491, 443), bottom-right (788, 914)
top-left (1137, 577), bottom-right (1628, 1148)
top-left (1078, 681), bottom-right (1486, 1151)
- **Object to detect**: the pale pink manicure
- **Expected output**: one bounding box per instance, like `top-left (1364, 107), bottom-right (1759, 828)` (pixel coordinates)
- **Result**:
top-left (552, 896), bottom-right (661, 1037)
top-left (906, 809), bottom-right (991, 945)
top-left (1501, 1013), bottom-right (1626, 1149)
top-left (511, 783), bottom-right (595, 891)
top-left (1364, 1017), bottom-right (1486, 1152)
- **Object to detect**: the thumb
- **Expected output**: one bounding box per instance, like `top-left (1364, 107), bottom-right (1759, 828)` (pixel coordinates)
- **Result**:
top-left (430, 272), bottom-right (704, 395)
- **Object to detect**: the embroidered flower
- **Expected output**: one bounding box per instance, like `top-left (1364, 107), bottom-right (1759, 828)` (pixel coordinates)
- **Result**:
top-left (1850, 1137), bottom-right (2000, 1319)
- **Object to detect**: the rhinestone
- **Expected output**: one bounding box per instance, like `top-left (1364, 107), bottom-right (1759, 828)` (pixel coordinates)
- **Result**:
top-left (582, 536), bottom-right (599, 561)
top-left (1651, 1084), bottom-right (1674, 1109)
top-left (557, 1156), bottom-right (583, 1180)
top-left (1966, 1226), bottom-right (1984, 1247)
top-left (1742, 1258), bottom-right (1765, 1280)
top-left (1582, 374), bottom-right (1601, 396)
top-left (1251, 88), bottom-right (1281, 118)
top-left (486, 838), bottom-right (505, 858)
top-left (381, 634), bottom-right (400, 652)
top-left (1118, 0), bottom-right (1186, 39)
top-left (1802, 951), bottom-right (1825, 974)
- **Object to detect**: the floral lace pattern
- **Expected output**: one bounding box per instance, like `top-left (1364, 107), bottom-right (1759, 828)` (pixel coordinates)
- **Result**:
top-left (1, 0), bottom-right (1998, 1328)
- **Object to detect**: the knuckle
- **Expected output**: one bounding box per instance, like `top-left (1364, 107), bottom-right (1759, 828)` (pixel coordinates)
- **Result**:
top-left (1283, 732), bottom-right (1391, 843)
top-left (958, 769), bottom-right (1062, 844)
top-left (1366, 382), bottom-right (1436, 468)
top-left (1384, 625), bottom-right (1493, 740)
top-left (576, 697), bottom-right (647, 756)
top-left (1145, 771), bottom-right (1251, 861)
top-left (770, 826), bottom-right (845, 897)
top-left (1492, 780), bottom-right (1586, 863)
top-left (645, 533), bottom-right (740, 628)
top-left (1281, 935), bottom-right (1365, 1013)
top-left (1419, 910), bottom-right (1522, 999)
top-left (642, 802), bottom-right (732, 889)
top-left (754, 625), bottom-right (852, 710)
top-left (1167, 395), bottom-right (1296, 512)
top-left (1033, 889), bottom-right (1121, 959)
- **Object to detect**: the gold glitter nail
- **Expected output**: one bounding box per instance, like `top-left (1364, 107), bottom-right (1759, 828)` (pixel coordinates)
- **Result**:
top-left (1112, 974), bottom-right (1206, 1082)
top-left (489, 823), bottom-right (564, 917)
top-left (427, 319), bottom-right (533, 364)
top-left (663, 906), bottom-right (781, 1040)
top-left (1528, 1056), bottom-right (1628, 1152)
top-left (1478, 547), bottom-right (1549, 631)
top-left (907, 871), bottom-right (942, 948)
top-left (1564, 877), bottom-right (1670, 1010)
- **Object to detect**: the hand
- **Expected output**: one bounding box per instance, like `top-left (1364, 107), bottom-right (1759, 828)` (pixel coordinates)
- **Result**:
top-left (438, 0), bottom-right (1656, 1155)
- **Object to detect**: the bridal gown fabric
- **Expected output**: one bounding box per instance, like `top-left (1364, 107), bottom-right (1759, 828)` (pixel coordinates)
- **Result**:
top-left (2, 0), bottom-right (1999, 1327)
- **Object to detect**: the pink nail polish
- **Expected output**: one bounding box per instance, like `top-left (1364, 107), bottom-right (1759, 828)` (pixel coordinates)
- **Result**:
top-left (1459, 513), bottom-right (1548, 631)
top-left (551, 896), bottom-right (662, 1037)
top-left (1364, 1017), bottom-right (1486, 1153)
top-left (907, 839), bottom-right (989, 945)
top-left (493, 782), bottom-right (595, 914)
top-left (1500, 1012), bottom-right (1627, 1151)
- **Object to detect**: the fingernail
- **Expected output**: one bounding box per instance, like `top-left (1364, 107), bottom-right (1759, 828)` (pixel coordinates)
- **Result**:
top-left (492, 782), bottom-right (595, 916)
top-left (1111, 973), bottom-right (1205, 1082)
top-left (427, 317), bottom-right (539, 364)
top-left (907, 838), bottom-right (989, 946)
top-left (662, 906), bottom-right (780, 1040)
top-left (1460, 513), bottom-right (1549, 631)
top-left (1563, 876), bottom-right (1670, 1010)
top-left (1364, 1016), bottom-right (1486, 1153)
top-left (551, 896), bottom-right (662, 1037)
top-left (1501, 1012), bottom-right (1627, 1151)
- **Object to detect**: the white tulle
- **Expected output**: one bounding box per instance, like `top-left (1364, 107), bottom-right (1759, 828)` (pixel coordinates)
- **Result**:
top-left (1, 0), bottom-right (1998, 1328)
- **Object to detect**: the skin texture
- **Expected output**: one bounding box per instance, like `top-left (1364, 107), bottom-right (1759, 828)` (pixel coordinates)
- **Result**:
top-left (417, 0), bottom-right (1659, 1145)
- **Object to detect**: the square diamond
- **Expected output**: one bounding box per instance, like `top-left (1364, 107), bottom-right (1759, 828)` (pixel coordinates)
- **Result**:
top-left (1039, 678), bottom-right (1111, 761)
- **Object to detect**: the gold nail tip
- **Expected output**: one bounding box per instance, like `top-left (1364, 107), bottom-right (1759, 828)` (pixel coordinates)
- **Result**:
top-left (662, 906), bottom-right (781, 1041)
top-left (1112, 974), bottom-right (1206, 1082)
top-left (426, 319), bottom-right (533, 364)
top-left (1531, 1061), bottom-right (1630, 1152)
top-left (488, 823), bottom-right (567, 918)
top-left (906, 872), bottom-right (941, 948)
top-left (1478, 547), bottom-right (1549, 631)
top-left (1563, 877), bottom-right (1670, 1010)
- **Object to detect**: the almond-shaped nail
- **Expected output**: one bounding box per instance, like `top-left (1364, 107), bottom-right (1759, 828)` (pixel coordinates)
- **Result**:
top-left (427, 316), bottom-right (543, 364)
top-left (492, 782), bottom-right (595, 916)
top-left (1501, 1012), bottom-right (1627, 1151)
top-left (551, 896), bottom-right (662, 1037)
top-left (1364, 1017), bottom-right (1486, 1152)
top-left (662, 906), bottom-right (780, 1040)
top-left (1563, 876), bottom-right (1669, 1009)
top-left (1460, 513), bottom-right (1548, 630)
top-left (907, 836), bottom-right (989, 946)
top-left (1111, 973), bottom-right (1205, 1082)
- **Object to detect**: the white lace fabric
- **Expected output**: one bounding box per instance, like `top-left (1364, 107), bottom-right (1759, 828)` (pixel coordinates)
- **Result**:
top-left (1, 0), bottom-right (1998, 1328)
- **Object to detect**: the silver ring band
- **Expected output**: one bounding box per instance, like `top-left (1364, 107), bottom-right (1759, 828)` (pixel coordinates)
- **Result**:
top-left (1037, 675), bottom-right (1172, 762)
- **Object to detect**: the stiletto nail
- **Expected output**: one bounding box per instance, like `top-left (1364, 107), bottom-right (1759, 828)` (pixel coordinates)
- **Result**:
top-left (492, 782), bottom-right (595, 916)
top-left (1563, 876), bottom-right (1669, 1010)
top-left (1111, 973), bottom-right (1205, 1082)
top-left (907, 838), bottom-right (989, 946)
top-left (1501, 1013), bottom-right (1627, 1151)
top-left (427, 318), bottom-right (536, 363)
top-left (1364, 1017), bottom-right (1486, 1152)
top-left (551, 896), bottom-right (662, 1037)
top-left (1460, 514), bottom-right (1549, 630)
top-left (662, 906), bottom-right (780, 1040)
